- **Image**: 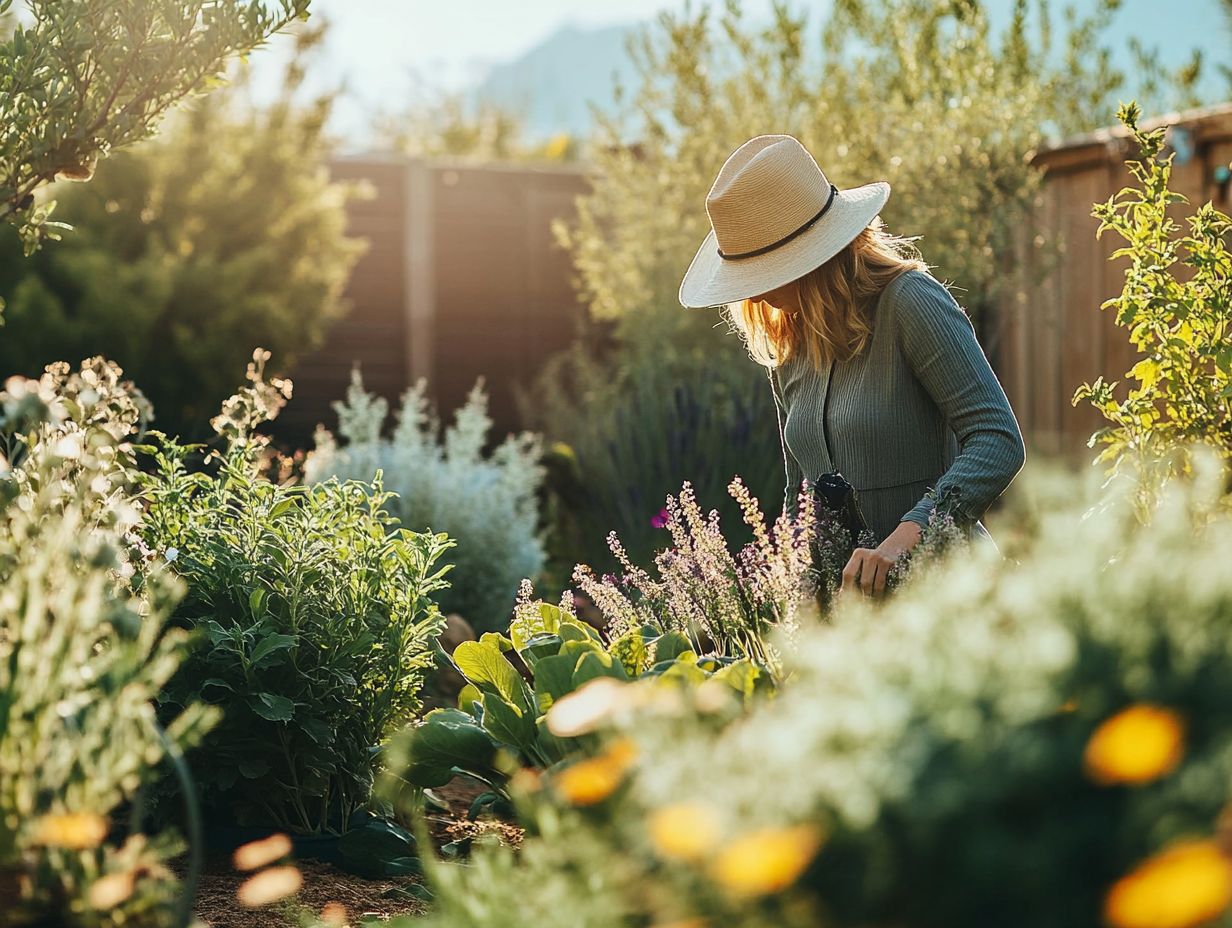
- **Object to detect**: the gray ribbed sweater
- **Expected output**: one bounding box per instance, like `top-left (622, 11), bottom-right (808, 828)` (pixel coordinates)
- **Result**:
top-left (769, 269), bottom-right (1025, 541)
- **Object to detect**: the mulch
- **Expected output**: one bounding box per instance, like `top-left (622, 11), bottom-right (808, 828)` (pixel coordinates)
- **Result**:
top-left (192, 855), bottom-right (426, 927)
top-left (190, 776), bottom-right (523, 927)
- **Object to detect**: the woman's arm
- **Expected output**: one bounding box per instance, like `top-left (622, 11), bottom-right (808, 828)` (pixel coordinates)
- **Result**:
top-left (894, 272), bottom-right (1027, 527)
top-left (768, 366), bottom-right (805, 517)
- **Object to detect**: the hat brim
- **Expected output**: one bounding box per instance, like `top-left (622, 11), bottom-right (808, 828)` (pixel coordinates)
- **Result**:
top-left (678, 181), bottom-right (891, 309)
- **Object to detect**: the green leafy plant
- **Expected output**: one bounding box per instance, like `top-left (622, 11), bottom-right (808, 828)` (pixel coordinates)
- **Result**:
top-left (386, 587), bottom-right (772, 815)
top-left (0, 0), bottom-right (311, 253)
top-left (0, 363), bottom-right (215, 927)
top-left (1073, 101), bottom-right (1232, 514)
top-left (0, 23), bottom-right (364, 439)
top-left (137, 352), bottom-right (453, 836)
top-left (307, 372), bottom-right (545, 634)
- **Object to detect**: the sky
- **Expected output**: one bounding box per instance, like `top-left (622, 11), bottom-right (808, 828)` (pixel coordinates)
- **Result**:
top-left (246, 0), bottom-right (780, 137)
top-left (245, 0), bottom-right (1228, 144)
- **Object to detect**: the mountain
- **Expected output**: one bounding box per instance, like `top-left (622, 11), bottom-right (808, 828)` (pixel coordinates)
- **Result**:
top-left (470, 0), bottom-right (1231, 140)
top-left (473, 22), bottom-right (641, 139)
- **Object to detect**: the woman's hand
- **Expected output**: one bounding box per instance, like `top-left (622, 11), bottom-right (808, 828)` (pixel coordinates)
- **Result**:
top-left (841, 520), bottom-right (923, 597)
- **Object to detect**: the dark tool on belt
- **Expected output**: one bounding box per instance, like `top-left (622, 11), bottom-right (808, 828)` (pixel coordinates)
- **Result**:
top-left (810, 362), bottom-right (868, 539)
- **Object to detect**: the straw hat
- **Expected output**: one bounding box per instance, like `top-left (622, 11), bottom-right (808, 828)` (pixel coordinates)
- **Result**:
top-left (678, 135), bottom-right (891, 309)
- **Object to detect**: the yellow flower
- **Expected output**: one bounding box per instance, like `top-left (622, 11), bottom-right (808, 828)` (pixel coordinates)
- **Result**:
top-left (648, 802), bottom-right (721, 863)
top-left (232, 832), bottom-right (292, 871)
top-left (236, 865), bottom-right (303, 907)
top-left (710, 824), bottom-right (824, 898)
top-left (31, 812), bottom-right (108, 849)
top-left (1085, 704), bottom-right (1185, 785)
top-left (553, 738), bottom-right (638, 806)
top-left (1105, 840), bottom-right (1232, 928)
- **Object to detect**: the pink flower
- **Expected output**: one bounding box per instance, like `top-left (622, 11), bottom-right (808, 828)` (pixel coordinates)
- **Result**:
top-left (650, 507), bottom-right (670, 529)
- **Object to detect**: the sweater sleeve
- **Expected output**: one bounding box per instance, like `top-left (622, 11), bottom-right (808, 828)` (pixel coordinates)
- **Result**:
top-left (894, 273), bottom-right (1026, 528)
top-left (768, 366), bottom-right (805, 518)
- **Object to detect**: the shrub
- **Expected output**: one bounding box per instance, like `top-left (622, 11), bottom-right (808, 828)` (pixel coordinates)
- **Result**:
top-left (138, 353), bottom-right (452, 835)
top-left (0, 24), bottom-right (365, 439)
top-left (307, 372), bottom-right (545, 634)
top-left (1074, 102), bottom-right (1232, 515)
top-left (0, 363), bottom-right (215, 926)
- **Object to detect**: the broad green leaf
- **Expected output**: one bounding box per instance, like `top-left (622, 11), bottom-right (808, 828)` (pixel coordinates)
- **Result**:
top-left (248, 587), bottom-right (267, 619)
top-left (533, 653), bottom-right (579, 713)
top-left (457, 683), bottom-right (483, 716)
top-left (338, 818), bottom-right (418, 878)
top-left (658, 659), bottom-right (707, 685)
top-left (249, 693), bottom-right (294, 722)
top-left (711, 659), bottom-right (763, 700)
top-left (518, 633), bottom-right (563, 669)
top-left (479, 692), bottom-right (537, 754)
top-left (534, 716), bottom-right (573, 765)
top-left (509, 601), bottom-right (566, 651)
top-left (653, 631), bottom-right (693, 663)
top-left (559, 620), bottom-right (601, 644)
top-left (454, 638), bottom-right (533, 713)
top-left (572, 650), bottom-right (628, 687)
top-left (399, 708), bottom-right (499, 788)
top-left (249, 633), bottom-right (297, 666)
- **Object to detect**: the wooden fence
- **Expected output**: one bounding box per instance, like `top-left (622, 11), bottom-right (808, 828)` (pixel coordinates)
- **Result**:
top-left (273, 156), bottom-right (591, 448)
top-left (277, 104), bottom-right (1232, 459)
top-left (997, 103), bottom-right (1232, 459)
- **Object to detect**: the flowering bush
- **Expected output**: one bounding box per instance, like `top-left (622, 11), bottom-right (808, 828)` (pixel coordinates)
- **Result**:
top-left (138, 355), bottom-right (452, 836)
top-left (307, 372), bottom-right (545, 633)
top-left (0, 363), bottom-right (215, 926)
top-left (408, 462), bottom-right (1232, 928)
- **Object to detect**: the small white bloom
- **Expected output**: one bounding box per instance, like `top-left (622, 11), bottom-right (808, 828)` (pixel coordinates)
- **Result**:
top-left (165, 547), bottom-right (179, 562)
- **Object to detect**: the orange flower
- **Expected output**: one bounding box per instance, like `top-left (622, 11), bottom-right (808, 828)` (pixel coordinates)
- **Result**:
top-left (31, 812), bottom-right (108, 849)
top-left (1085, 705), bottom-right (1185, 785)
top-left (237, 865), bottom-right (303, 907)
top-left (232, 833), bottom-right (292, 871)
top-left (553, 738), bottom-right (638, 806)
top-left (647, 802), bottom-right (721, 863)
top-left (1105, 840), bottom-right (1232, 928)
top-left (710, 824), bottom-right (824, 897)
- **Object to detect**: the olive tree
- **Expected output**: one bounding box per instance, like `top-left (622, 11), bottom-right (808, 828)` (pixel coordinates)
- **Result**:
top-left (0, 0), bottom-right (310, 253)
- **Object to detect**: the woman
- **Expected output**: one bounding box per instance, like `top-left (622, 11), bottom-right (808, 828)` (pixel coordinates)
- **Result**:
top-left (678, 134), bottom-right (1025, 597)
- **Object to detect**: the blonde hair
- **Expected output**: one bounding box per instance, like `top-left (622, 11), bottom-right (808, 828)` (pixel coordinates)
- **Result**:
top-left (728, 218), bottom-right (928, 369)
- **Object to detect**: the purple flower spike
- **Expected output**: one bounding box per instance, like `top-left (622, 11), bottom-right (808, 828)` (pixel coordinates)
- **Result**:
top-left (650, 506), bottom-right (670, 529)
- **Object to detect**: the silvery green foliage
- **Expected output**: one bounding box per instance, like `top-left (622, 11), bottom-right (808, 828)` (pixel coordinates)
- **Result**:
top-left (308, 371), bottom-right (546, 633)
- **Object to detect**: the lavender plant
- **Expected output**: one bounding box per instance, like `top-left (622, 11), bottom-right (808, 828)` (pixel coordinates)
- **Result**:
top-left (571, 478), bottom-right (818, 677)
